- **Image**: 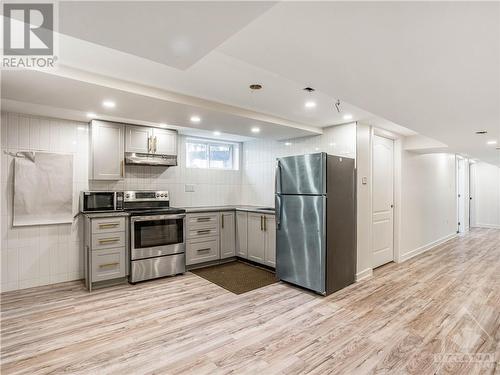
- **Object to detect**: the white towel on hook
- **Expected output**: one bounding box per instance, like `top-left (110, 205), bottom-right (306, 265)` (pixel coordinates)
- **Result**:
top-left (13, 152), bottom-right (74, 226)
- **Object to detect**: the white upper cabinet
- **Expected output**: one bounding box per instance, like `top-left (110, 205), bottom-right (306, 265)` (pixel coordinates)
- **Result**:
top-left (90, 120), bottom-right (124, 180)
top-left (152, 128), bottom-right (177, 155)
top-left (125, 125), bottom-right (152, 153)
top-left (125, 125), bottom-right (177, 155)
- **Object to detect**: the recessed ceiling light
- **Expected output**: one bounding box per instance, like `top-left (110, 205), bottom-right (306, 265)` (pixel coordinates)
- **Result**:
top-left (475, 130), bottom-right (488, 134)
top-left (190, 116), bottom-right (201, 123)
top-left (305, 101), bottom-right (317, 109)
top-left (102, 100), bottom-right (115, 108)
top-left (213, 131), bottom-right (221, 136)
top-left (343, 114), bottom-right (353, 121)
top-left (251, 127), bottom-right (260, 133)
top-left (86, 113), bottom-right (96, 118)
top-left (487, 140), bottom-right (497, 145)
top-left (285, 142), bottom-right (292, 146)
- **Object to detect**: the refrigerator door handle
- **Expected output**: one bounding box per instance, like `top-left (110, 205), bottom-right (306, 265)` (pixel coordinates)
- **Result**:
top-left (275, 160), bottom-right (282, 194)
top-left (275, 194), bottom-right (282, 230)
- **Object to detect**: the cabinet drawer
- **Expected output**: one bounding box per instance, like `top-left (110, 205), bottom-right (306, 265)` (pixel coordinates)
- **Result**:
top-left (91, 217), bottom-right (126, 234)
top-left (186, 237), bottom-right (219, 265)
top-left (92, 231), bottom-right (125, 250)
top-left (187, 226), bottom-right (219, 239)
top-left (187, 213), bottom-right (219, 229)
top-left (91, 247), bottom-right (125, 282)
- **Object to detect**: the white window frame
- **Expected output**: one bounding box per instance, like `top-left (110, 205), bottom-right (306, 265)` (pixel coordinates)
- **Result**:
top-left (185, 137), bottom-right (240, 170)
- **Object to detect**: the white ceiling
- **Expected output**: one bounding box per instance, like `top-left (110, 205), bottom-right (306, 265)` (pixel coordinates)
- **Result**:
top-left (1, 2), bottom-right (499, 164)
top-left (59, 1), bottom-right (276, 70)
top-left (1, 69), bottom-right (317, 141)
top-left (218, 2), bottom-right (500, 164)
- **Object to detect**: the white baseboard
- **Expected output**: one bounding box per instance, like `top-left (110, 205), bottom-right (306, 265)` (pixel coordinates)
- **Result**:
top-left (355, 268), bottom-right (373, 282)
top-left (474, 223), bottom-right (500, 229)
top-left (399, 232), bottom-right (457, 263)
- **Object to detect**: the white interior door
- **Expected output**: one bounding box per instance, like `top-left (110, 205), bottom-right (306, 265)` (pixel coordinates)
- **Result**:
top-left (372, 135), bottom-right (394, 268)
top-left (457, 157), bottom-right (466, 233)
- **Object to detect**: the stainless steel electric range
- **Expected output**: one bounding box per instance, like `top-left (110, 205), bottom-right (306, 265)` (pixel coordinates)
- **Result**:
top-left (124, 191), bottom-right (186, 283)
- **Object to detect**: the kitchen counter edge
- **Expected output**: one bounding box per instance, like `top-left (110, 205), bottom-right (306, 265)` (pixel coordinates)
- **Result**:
top-left (184, 206), bottom-right (275, 215)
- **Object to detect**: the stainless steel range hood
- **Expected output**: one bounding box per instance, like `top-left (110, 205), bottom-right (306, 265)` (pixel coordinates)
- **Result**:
top-left (125, 152), bottom-right (177, 166)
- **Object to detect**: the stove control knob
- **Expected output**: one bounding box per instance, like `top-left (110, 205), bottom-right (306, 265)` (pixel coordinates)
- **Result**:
top-left (125, 193), bottom-right (130, 198)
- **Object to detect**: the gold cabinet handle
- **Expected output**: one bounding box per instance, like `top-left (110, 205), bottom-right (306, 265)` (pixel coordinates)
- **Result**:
top-left (98, 238), bottom-right (120, 244)
top-left (260, 215), bottom-right (263, 231)
top-left (154, 136), bottom-right (158, 153)
top-left (99, 262), bottom-right (119, 268)
top-left (197, 229), bottom-right (210, 234)
top-left (264, 216), bottom-right (267, 232)
top-left (221, 214), bottom-right (224, 229)
top-left (99, 223), bottom-right (119, 229)
top-left (120, 160), bottom-right (124, 178)
top-left (197, 217), bottom-right (211, 222)
top-left (197, 248), bottom-right (211, 253)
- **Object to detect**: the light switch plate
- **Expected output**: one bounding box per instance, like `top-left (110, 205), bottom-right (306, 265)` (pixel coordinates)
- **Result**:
top-left (185, 184), bottom-right (195, 192)
top-left (362, 177), bottom-right (368, 185)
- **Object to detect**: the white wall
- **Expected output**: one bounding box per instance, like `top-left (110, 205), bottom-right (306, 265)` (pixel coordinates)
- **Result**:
top-left (399, 151), bottom-right (457, 261)
top-left (1, 112), bottom-right (88, 292)
top-left (0, 112), bottom-right (241, 292)
top-left (355, 124), bottom-right (372, 280)
top-left (241, 123), bottom-right (356, 206)
top-left (472, 162), bottom-right (500, 228)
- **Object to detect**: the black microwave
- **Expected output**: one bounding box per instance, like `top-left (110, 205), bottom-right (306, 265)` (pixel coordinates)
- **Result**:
top-left (80, 191), bottom-right (124, 212)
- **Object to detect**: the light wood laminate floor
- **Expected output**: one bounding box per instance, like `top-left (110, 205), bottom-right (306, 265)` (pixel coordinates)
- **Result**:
top-left (1, 228), bottom-right (499, 374)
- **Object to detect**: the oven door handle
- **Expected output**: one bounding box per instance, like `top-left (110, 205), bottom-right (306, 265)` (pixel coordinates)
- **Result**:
top-left (131, 214), bottom-right (185, 222)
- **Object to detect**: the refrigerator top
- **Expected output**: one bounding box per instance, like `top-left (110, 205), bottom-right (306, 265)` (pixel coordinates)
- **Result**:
top-left (276, 153), bottom-right (326, 195)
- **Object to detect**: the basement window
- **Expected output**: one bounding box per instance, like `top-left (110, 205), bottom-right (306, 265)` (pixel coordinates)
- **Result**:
top-left (186, 138), bottom-right (240, 170)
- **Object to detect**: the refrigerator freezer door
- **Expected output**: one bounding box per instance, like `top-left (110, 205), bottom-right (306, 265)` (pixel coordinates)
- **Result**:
top-left (276, 153), bottom-right (326, 195)
top-left (276, 194), bottom-right (326, 294)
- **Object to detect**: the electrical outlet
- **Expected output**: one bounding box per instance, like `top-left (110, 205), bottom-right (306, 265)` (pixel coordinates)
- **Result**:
top-left (185, 184), bottom-right (195, 192)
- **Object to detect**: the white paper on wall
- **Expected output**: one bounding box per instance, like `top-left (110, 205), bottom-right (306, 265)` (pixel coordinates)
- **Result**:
top-left (13, 152), bottom-right (74, 226)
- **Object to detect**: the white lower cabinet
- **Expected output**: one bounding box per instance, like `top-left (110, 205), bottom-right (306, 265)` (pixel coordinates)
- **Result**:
top-left (247, 213), bottom-right (276, 267)
top-left (91, 248), bottom-right (126, 282)
top-left (247, 213), bottom-right (265, 263)
top-left (84, 215), bottom-right (128, 291)
top-left (186, 210), bottom-right (275, 268)
top-left (236, 211), bottom-right (248, 258)
top-left (264, 215), bottom-right (276, 267)
top-left (220, 212), bottom-right (236, 259)
top-left (186, 237), bottom-right (220, 265)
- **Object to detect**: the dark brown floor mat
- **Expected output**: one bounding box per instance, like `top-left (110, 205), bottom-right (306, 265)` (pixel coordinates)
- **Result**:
top-left (191, 261), bottom-right (277, 295)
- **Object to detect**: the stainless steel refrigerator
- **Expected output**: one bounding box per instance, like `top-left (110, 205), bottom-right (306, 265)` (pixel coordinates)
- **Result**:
top-left (275, 153), bottom-right (356, 295)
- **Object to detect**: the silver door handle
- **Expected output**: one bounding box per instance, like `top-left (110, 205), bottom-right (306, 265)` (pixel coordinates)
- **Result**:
top-left (275, 160), bottom-right (282, 194)
top-left (276, 195), bottom-right (282, 230)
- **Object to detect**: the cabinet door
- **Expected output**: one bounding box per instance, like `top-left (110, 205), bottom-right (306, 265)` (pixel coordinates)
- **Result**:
top-left (220, 212), bottom-right (236, 259)
top-left (152, 128), bottom-right (177, 155)
top-left (236, 211), bottom-right (248, 258)
top-left (125, 125), bottom-right (151, 153)
top-left (247, 213), bottom-right (265, 263)
top-left (264, 215), bottom-right (276, 267)
top-left (91, 120), bottom-right (124, 180)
